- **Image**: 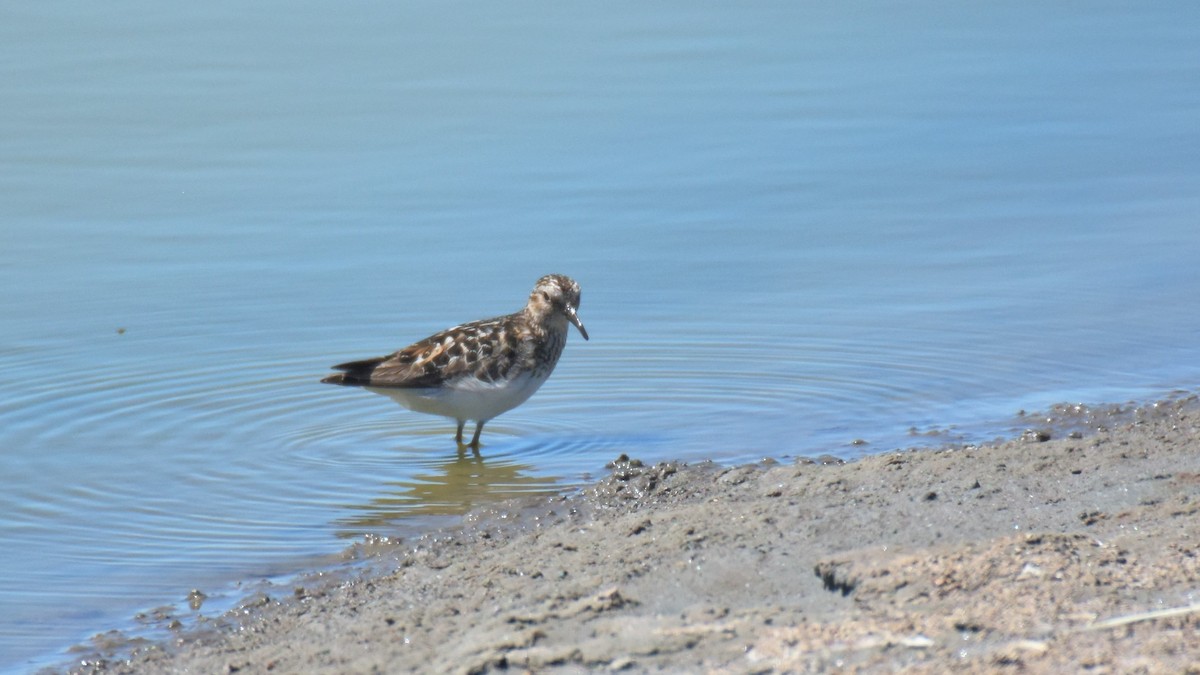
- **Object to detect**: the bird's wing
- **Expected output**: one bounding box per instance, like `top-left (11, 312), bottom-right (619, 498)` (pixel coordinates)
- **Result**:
top-left (324, 316), bottom-right (515, 388)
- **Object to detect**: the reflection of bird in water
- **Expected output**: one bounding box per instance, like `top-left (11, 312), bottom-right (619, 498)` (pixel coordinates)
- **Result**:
top-left (322, 275), bottom-right (588, 450)
top-left (333, 452), bottom-right (561, 536)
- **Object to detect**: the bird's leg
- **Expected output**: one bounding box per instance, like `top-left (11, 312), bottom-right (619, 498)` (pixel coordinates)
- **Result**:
top-left (455, 420), bottom-right (466, 444)
top-left (468, 421), bottom-right (486, 452)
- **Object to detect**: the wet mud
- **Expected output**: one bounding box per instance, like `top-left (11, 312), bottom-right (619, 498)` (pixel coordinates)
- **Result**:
top-left (62, 395), bottom-right (1200, 673)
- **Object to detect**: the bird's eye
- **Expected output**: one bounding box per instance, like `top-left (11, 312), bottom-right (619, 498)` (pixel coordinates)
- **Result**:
top-left (540, 291), bottom-right (551, 302)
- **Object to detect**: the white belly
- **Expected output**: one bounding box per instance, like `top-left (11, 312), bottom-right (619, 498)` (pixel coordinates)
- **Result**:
top-left (367, 372), bottom-right (549, 423)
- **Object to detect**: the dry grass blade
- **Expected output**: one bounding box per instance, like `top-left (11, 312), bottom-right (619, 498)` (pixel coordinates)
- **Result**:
top-left (1080, 603), bottom-right (1200, 632)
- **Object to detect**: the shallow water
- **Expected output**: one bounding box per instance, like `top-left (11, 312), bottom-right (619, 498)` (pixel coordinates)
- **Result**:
top-left (3, 1), bottom-right (1200, 670)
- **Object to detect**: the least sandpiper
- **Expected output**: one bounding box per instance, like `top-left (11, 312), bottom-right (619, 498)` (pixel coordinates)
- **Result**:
top-left (322, 274), bottom-right (588, 449)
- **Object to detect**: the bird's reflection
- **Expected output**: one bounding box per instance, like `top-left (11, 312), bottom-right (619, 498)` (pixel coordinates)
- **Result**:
top-left (334, 448), bottom-right (562, 535)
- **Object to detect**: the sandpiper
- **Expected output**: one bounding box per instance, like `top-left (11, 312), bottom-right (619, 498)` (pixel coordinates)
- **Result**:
top-left (322, 274), bottom-right (588, 449)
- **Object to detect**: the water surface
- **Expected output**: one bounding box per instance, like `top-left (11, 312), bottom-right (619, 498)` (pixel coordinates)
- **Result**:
top-left (3, 1), bottom-right (1200, 670)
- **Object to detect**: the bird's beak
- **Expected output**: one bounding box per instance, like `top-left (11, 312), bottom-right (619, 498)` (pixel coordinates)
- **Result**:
top-left (566, 305), bottom-right (589, 341)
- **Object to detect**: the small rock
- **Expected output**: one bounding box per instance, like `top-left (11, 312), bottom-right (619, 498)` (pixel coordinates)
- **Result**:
top-left (1021, 428), bottom-right (1052, 443)
top-left (187, 589), bottom-right (207, 611)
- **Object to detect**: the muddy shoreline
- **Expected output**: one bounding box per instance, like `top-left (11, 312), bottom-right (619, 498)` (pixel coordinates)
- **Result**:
top-left (61, 395), bottom-right (1200, 673)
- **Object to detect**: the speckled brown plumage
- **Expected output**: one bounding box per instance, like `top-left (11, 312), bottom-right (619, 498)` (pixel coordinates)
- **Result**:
top-left (322, 274), bottom-right (588, 449)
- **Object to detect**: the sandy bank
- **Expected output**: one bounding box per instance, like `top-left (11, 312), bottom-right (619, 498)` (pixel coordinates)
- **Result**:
top-left (66, 395), bottom-right (1200, 673)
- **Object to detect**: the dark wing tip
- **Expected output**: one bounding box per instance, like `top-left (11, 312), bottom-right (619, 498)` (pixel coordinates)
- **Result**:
top-left (321, 356), bottom-right (387, 387)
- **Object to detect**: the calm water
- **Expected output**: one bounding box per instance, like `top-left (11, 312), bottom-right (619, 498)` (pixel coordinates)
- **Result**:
top-left (3, 1), bottom-right (1200, 670)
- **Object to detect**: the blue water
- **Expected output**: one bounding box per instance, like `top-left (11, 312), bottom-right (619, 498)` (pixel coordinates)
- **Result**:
top-left (3, 1), bottom-right (1200, 670)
